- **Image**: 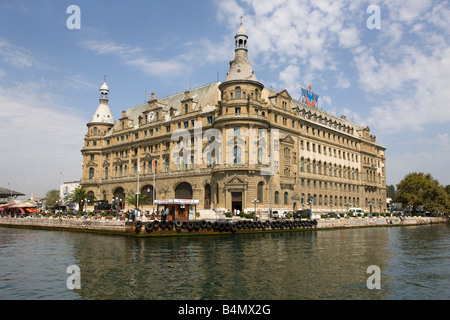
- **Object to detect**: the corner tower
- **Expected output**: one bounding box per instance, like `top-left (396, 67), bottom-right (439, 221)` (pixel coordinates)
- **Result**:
top-left (81, 80), bottom-right (115, 185)
top-left (215, 24), bottom-right (270, 214)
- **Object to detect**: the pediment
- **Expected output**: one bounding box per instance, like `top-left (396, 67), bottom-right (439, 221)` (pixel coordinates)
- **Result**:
top-left (225, 174), bottom-right (247, 186)
top-left (113, 158), bottom-right (128, 165)
top-left (280, 134), bottom-right (295, 145)
top-left (87, 160), bottom-right (98, 167)
top-left (143, 152), bottom-right (158, 160)
top-left (278, 89), bottom-right (292, 100)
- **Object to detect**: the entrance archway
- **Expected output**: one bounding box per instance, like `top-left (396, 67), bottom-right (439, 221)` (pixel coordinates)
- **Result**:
top-left (113, 187), bottom-right (125, 210)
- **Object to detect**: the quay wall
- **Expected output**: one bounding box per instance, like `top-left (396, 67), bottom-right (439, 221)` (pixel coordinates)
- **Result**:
top-left (0, 216), bottom-right (447, 237)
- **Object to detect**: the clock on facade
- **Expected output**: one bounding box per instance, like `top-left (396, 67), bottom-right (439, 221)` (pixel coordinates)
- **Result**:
top-left (148, 111), bottom-right (155, 122)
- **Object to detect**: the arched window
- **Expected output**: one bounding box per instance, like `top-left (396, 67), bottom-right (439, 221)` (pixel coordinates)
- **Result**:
top-left (141, 185), bottom-right (155, 203)
top-left (204, 184), bottom-right (211, 209)
top-left (235, 87), bottom-right (241, 99)
top-left (175, 182), bottom-right (193, 199)
top-left (274, 191), bottom-right (279, 204)
top-left (257, 181), bottom-right (264, 203)
top-left (284, 192), bottom-right (289, 205)
top-left (89, 168), bottom-right (94, 180)
top-left (165, 158), bottom-right (170, 172)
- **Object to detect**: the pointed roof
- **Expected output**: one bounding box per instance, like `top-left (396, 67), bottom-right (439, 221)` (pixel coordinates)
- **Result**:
top-left (91, 102), bottom-right (115, 124)
top-left (236, 25), bottom-right (247, 37)
top-left (90, 81), bottom-right (114, 125)
top-left (100, 81), bottom-right (109, 91)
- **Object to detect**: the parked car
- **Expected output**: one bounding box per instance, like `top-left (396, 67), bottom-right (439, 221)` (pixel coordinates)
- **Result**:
top-left (348, 207), bottom-right (364, 217)
top-left (294, 209), bottom-right (311, 219)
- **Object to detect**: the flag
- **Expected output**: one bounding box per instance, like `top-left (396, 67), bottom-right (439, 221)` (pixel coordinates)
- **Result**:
top-left (301, 86), bottom-right (319, 107)
top-left (154, 160), bottom-right (157, 173)
top-left (137, 161), bottom-right (140, 173)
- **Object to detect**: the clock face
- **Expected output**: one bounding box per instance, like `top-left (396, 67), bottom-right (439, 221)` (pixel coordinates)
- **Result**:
top-left (148, 112), bottom-right (155, 122)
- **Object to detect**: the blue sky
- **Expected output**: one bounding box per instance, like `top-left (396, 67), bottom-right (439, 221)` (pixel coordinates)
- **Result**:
top-left (1, 0), bottom-right (449, 198)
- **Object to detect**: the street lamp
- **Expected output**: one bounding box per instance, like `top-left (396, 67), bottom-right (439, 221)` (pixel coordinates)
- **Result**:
top-left (307, 195), bottom-right (312, 219)
top-left (252, 199), bottom-right (259, 221)
top-left (345, 202), bottom-right (351, 218)
top-left (112, 198), bottom-right (117, 220)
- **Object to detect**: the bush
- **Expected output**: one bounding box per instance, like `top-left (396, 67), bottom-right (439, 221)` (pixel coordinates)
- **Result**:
top-left (225, 211), bottom-right (232, 218)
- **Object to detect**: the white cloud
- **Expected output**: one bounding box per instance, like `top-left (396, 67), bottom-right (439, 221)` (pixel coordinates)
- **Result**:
top-left (361, 45), bottom-right (450, 133)
top-left (335, 73), bottom-right (351, 89)
top-left (0, 80), bottom-right (86, 197)
top-left (0, 38), bottom-right (35, 69)
top-left (382, 0), bottom-right (433, 24)
top-left (81, 39), bottom-right (187, 77)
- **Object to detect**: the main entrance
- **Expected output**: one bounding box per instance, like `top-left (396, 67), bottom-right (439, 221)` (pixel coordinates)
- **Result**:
top-left (231, 192), bottom-right (242, 213)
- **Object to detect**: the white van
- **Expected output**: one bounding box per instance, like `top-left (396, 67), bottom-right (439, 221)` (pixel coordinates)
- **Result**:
top-left (349, 208), bottom-right (364, 217)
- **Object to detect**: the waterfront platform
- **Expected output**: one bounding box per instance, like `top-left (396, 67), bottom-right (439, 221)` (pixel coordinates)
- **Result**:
top-left (0, 215), bottom-right (447, 237)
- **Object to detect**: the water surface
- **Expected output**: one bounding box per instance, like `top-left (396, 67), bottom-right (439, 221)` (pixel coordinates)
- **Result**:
top-left (0, 224), bottom-right (448, 300)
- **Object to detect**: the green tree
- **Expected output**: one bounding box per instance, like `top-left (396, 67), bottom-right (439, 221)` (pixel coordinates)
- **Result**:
top-left (67, 186), bottom-right (96, 212)
top-left (445, 185), bottom-right (450, 195)
top-left (125, 193), bottom-right (151, 210)
top-left (45, 189), bottom-right (60, 208)
top-left (396, 172), bottom-right (450, 213)
top-left (386, 185), bottom-right (397, 201)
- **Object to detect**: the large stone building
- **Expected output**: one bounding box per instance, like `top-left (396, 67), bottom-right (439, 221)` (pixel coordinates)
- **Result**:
top-left (80, 25), bottom-right (387, 217)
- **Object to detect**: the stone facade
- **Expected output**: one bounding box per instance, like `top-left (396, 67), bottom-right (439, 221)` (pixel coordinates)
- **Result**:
top-left (80, 25), bottom-right (387, 217)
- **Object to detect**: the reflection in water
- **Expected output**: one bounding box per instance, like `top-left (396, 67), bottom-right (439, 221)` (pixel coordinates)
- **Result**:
top-left (0, 224), bottom-right (448, 300)
top-left (74, 230), bottom-right (391, 300)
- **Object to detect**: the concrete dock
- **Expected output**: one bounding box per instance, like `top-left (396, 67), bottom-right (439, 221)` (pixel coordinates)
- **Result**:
top-left (0, 215), bottom-right (447, 237)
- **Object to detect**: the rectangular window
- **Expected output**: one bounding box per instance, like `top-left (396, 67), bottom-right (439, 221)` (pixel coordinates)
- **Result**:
top-left (234, 126), bottom-right (240, 136)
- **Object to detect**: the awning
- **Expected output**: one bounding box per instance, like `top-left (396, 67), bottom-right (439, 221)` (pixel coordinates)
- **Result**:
top-left (154, 199), bottom-right (199, 205)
